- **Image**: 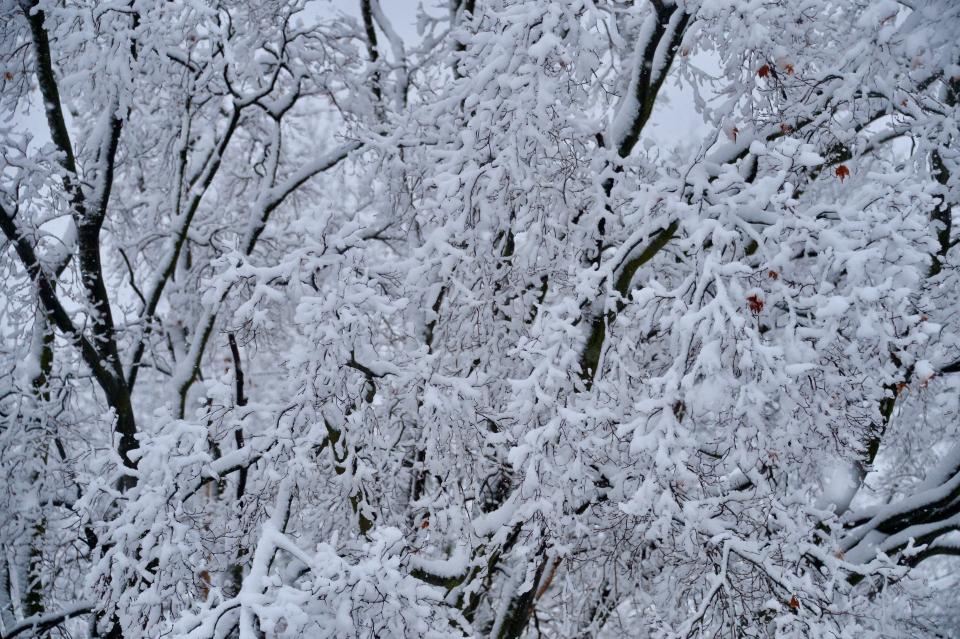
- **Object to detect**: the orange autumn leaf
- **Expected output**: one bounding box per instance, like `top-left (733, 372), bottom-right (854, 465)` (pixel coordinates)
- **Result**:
top-left (779, 123), bottom-right (792, 134)
top-left (835, 165), bottom-right (850, 182)
top-left (757, 64), bottom-right (771, 78)
top-left (747, 294), bottom-right (764, 314)
top-left (198, 570), bottom-right (211, 601)
top-left (783, 63), bottom-right (794, 75)
top-left (768, 270), bottom-right (779, 280)
top-left (789, 595), bottom-right (800, 610)
top-left (3, 71), bottom-right (12, 81)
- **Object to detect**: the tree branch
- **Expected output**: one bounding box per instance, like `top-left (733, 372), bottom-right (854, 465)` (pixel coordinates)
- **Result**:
top-left (172, 141), bottom-right (361, 417)
top-left (127, 106), bottom-right (244, 391)
top-left (0, 601), bottom-right (92, 639)
top-left (0, 205), bottom-right (117, 398)
top-left (359, 0), bottom-right (383, 105)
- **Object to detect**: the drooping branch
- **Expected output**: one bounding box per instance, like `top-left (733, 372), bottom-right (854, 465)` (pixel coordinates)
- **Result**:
top-left (840, 448), bottom-right (960, 574)
top-left (843, 473), bottom-right (960, 539)
top-left (0, 601), bottom-right (92, 639)
top-left (905, 537), bottom-right (960, 567)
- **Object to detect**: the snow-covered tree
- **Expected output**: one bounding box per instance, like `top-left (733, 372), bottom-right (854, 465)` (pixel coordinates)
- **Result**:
top-left (1, 0), bottom-right (959, 637)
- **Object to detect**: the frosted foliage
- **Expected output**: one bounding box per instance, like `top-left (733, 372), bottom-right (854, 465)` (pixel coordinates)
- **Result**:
top-left (1, 0), bottom-right (959, 637)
